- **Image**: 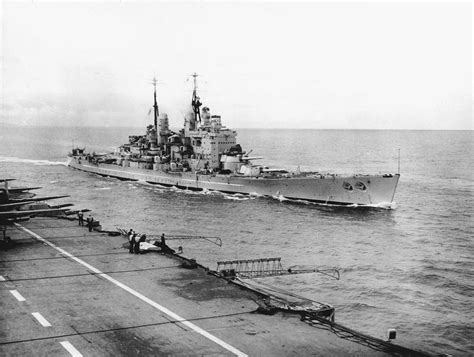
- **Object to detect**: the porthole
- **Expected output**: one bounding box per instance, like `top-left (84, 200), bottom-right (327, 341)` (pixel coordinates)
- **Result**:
top-left (342, 182), bottom-right (353, 191)
top-left (355, 181), bottom-right (367, 191)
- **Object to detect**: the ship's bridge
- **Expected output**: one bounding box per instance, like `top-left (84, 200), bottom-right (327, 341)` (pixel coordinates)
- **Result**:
top-left (184, 103), bottom-right (238, 170)
top-left (187, 128), bottom-right (237, 170)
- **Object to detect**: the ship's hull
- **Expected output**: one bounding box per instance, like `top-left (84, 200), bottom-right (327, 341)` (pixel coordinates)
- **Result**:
top-left (67, 158), bottom-right (399, 207)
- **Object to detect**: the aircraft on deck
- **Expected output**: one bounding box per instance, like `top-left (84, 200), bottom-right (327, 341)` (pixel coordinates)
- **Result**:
top-left (0, 179), bottom-right (72, 244)
top-left (7, 186), bottom-right (42, 200)
top-left (7, 186), bottom-right (42, 193)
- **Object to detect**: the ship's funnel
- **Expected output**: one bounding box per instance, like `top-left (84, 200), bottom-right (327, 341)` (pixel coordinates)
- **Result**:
top-left (202, 107), bottom-right (211, 126)
top-left (184, 111), bottom-right (196, 134)
top-left (158, 113), bottom-right (169, 145)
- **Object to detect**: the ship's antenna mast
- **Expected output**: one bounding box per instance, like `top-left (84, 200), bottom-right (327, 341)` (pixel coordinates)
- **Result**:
top-left (398, 148), bottom-right (401, 175)
top-left (191, 72), bottom-right (202, 122)
top-left (152, 77), bottom-right (160, 132)
top-left (192, 72), bottom-right (198, 92)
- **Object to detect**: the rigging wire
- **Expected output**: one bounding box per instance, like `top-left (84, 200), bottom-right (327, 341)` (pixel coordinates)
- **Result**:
top-left (0, 251), bottom-right (128, 263)
top-left (10, 225), bottom-right (101, 230)
top-left (0, 310), bottom-right (255, 346)
top-left (1, 264), bottom-right (181, 283)
top-left (303, 315), bottom-right (430, 356)
top-left (237, 277), bottom-right (318, 302)
top-left (7, 233), bottom-right (105, 240)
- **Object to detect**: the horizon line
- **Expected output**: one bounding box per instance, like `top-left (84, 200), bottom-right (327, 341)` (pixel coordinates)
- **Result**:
top-left (0, 123), bottom-right (472, 131)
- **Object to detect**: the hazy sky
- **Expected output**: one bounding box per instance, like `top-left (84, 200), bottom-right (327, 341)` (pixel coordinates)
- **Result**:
top-left (1, 1), bottom-right (472, 129)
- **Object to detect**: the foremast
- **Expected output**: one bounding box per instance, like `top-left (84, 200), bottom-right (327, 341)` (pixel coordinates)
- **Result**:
top-left (152, 77), bottom-right (160, 145)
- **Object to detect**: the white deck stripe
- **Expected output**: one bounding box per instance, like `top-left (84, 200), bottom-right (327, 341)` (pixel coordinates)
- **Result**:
top-left (0, 275), bottom-right (6, 281)
top-left (60, 341), bottom-right (83, 357)
top-left (16, 223), bottom-right (247, 357)
top-left (10, 290), bottom-right (26, 302)
top-left (32, 312), bottom-right (52, 327)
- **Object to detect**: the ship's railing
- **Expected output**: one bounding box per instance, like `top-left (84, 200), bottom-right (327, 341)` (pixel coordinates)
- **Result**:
top-left (217, 257), bottom-right (284, 278)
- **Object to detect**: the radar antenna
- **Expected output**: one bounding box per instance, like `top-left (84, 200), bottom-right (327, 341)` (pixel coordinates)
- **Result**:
top-left (191, 72), bottom-right (202, 122)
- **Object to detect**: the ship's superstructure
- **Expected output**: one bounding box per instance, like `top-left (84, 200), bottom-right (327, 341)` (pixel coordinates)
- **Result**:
top-left (68, 74), bottom-right (400, 207)
top-left (113, 74), bottom-right (256, 175)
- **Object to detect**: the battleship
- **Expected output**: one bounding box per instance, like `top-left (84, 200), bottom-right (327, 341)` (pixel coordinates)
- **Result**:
top-left (68, 74), bottom-right (399, 207)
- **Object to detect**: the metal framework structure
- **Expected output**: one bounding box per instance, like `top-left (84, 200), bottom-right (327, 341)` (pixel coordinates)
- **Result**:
top-left (217, 257), bottom-right (284, 278)
top-left (216, 257), bottom-right (340, 280)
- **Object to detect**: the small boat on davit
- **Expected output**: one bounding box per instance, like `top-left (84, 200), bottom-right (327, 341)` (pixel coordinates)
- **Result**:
top-left (67, 74), bottom-right (399, 207)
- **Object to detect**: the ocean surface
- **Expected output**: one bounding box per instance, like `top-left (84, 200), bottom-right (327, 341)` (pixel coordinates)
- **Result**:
top-left (1, 126), bottom-right (473, 356)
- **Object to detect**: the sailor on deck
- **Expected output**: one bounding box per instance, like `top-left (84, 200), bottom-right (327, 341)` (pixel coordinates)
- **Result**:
top-left (128, 229), bottom-right (135, 254)
top-left (78, 212), bottom-right (84, 226)
top-left (159, 233), bottom-right (175, 254)
top-left (86, 215), bottom-right (94, 232)
top-left (133, 233), bottom-right (141, 254)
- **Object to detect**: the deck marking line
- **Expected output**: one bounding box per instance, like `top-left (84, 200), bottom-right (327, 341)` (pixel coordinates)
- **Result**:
top-left (0, 275), bottom-right (6, 281)
top-left (32, 312), bottom-right (52, 327)
top-left (60, 341), bottom-right (83, 357)
top-left (10, 290), bottom-right (26, 302)
top-left (16, 223), bottom-right (247, 357)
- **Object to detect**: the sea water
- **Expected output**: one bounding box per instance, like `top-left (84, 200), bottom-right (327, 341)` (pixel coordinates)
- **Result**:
top-left (0, 126), bottom-right (472, 355)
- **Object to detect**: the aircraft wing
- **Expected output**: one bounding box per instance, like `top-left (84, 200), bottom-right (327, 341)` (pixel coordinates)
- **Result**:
top-left (49, 203), bottom-right (74, 209)
top-left (8, 187), bottom-right (42, 193)
top-left (0, 208), bottom-right (68, 219)
top-left (9, 195), bottom-right (70, 204)
top-left (0, 201), bottom-right (36, 209)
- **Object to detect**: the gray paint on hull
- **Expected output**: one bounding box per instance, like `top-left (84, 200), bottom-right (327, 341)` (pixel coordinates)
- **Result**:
top-left (68, 159), bottom-right (399, 206)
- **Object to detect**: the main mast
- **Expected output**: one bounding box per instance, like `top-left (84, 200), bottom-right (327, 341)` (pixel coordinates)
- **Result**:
top-left (152, 77), bottom-right (159, 132)
top-left (191, 73), bottom-right (202, 122)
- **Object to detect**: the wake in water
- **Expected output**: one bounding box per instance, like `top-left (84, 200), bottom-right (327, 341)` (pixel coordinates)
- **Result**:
top-left (0, 156), bottom-right (68, 166)
top-left (270, 193), bottom-right (396, 210)
top-left (346, 201), bottom-right (397, 210)
top-left (131, 181), bottom-right (261, 201)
